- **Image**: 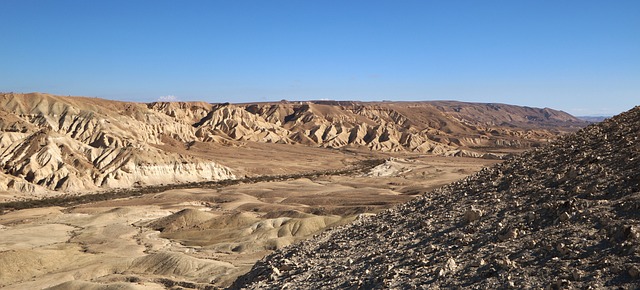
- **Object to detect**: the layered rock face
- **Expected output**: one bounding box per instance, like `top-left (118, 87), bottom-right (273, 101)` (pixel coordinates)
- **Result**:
top-left (232, 106), bottom-right (640, 289)
top-left (0, 93), bottom-right (234, 195)
top-left (200, 101), bottom-right (584, 155)
top-left (0, 93), bottom-right (585, 194)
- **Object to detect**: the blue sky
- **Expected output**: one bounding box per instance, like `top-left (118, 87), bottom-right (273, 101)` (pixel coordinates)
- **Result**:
top-left (1, 0), bottom-right (638, 115)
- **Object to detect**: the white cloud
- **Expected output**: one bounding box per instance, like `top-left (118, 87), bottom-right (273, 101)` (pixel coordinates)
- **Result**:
top-left (158, 95), bottom-right (179, 102)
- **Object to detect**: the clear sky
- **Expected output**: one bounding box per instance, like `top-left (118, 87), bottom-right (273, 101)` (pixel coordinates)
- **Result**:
top-left (1, 0), bottom-right (638, 115)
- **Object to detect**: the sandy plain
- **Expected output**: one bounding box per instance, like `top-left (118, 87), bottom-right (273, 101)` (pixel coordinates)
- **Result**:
top-left (0, 143), bottom-right (499, 289)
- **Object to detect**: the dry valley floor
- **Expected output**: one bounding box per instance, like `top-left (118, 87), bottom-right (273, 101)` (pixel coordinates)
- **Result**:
top-left (0, 146), bottom-right (497, 289)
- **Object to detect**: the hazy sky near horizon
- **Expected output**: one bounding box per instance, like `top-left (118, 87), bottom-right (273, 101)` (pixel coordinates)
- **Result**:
top-left (1, 1), bottom-right (638, 116)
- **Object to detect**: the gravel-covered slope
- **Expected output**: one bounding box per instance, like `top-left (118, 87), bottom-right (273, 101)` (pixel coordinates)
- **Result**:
top-left (231, 106), bottom-right (640, 289)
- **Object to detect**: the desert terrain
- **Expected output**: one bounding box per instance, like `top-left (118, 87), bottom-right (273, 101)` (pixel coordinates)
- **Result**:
top-left (234, 106), bottom-right (640, 289)
top-left (3, 0), bottom-right (636, 288)
top-left (0, 151), bottom-right (498, 289)
top-left (0, 92), bottom-right (584, 198)
top-left (0, 93), bottom-right (593, 289)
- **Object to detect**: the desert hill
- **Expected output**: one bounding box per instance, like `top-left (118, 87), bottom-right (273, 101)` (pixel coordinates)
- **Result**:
top-left (0, 92), bottom-right (585, 196)
top-left (232, 106), bottom-right (640, 289)
top-left (0, 93), bottom-right (235, 197)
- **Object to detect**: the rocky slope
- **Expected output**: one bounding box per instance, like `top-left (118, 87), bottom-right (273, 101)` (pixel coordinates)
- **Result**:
top-left (231, 106), bottom-right (640, 289)
top-left (0, 93), bottom-right (585, 194)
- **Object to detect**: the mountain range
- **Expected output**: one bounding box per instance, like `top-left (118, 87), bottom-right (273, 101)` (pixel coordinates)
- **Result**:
top-left (0, 92), bottom-right (585, 195)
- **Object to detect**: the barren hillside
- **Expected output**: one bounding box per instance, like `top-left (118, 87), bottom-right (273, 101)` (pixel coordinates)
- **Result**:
top-left (0, 93), bottom-right (585, 196)
top-left (0, 93), bottom-right (234, 197)
top-left (232, 106), bottom-right (640, 289)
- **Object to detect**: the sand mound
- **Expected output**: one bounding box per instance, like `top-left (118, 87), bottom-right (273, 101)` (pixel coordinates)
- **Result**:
top-left (274, 216), bottom-right (344, 238)
top-left (127, 252), bottom-right (234, 279)
top-left (262, 210), bottom-right (314, 219)
top-left (198, 212), bottom-right (261, 230)
top-left (46, 280), bottom-right (163, 290)
top-left (232, 106), bottom-right (640, 289)
top-left (0, 223), bottom-right (75, 251)
top-left (0, 246), bottom-right (84, 286)
top-left (147, 208), bottom-right (216, 232)
top-left (159, 212), bottom-right (348, 254)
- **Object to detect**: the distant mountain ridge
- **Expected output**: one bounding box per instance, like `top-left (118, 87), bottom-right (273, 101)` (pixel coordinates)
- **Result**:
top-left (0, 92), bottom-right (586, 194)
top-left (577, 116), bottom-right (610, 123)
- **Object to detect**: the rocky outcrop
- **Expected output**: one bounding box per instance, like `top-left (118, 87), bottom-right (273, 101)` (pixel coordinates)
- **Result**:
top-left (0, 93), bottom-right (234, 194)
top-left (231, 106), bottom-right (640, 289)
top-left (195, 104), bottom-right (292, 143)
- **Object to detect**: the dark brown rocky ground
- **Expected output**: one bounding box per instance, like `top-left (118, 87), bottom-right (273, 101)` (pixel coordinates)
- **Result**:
top-left (232, 106), bottom-right (640, 289)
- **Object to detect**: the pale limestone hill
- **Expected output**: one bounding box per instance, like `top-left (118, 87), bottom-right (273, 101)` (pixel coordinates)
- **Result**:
top-left (0, 93), bottom-right (234, 196)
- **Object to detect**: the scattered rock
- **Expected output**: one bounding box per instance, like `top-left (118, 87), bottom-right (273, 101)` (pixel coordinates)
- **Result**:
top-left (436, 267), bottom-right (447, 278)
top-left (571, 269), bottom-right (583, 281)
top-left (495, 257), bottom-right (516, 269)
top-left (499, 228), bottom-right (519, 241)
top-left (629, 266), bottom-right (640, 279)
top-left (445, 258), bottom-right (457, 272)
top-left (464, 207), bottom-right (483, 223)
top-left (471, 258), bottom-right (486, 267)
top-left (269, 265), bottom-right (281, 281)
